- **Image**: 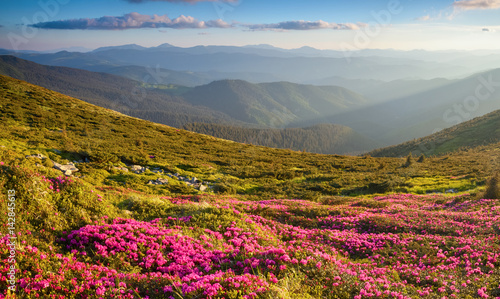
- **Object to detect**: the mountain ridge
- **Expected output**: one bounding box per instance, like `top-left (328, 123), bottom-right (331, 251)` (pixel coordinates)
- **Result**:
top-left (369, 109), bottom-right (500, 157)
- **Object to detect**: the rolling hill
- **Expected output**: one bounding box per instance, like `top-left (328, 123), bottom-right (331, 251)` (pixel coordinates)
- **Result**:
top-left (369, 109), bottom-right (500, 157)
top-left (0, 56), bottom-right (378, 154)
top-left (0, 55), bottom-right (239, 128)
top-left (183, 79), bottom-right (367, 127)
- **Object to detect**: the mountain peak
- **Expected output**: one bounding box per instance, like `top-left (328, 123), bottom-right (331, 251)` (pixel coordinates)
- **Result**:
top-left (155, 43), bottom-right (175, 49)
top-left (92, 44), bottom-right (146, 52)
top-left (243, 44), bottom-right (282, 50)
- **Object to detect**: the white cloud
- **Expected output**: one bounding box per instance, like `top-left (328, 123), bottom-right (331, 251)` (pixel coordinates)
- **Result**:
top-left (31, 12), bottom-right (232, 30)
top-left (415, 15), bottom-right (431, 21)
top-left (453, 0), bottom-right (500, 11)
top-left (247, 20), bottom-right (365, 31)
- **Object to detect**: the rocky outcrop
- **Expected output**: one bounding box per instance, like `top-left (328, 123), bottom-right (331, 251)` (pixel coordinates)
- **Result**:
top-left (131, 165), bottom-right (148, 174)
top-left (53, 162), bottom-right (79, 176)
top-left (113, 166), bottom-right (129, 172)
top-left (147, 178), bottom-right (169, 185)
top-left (22, 152), bottom-right (211, 188)
top-left (26, 154), bottom-right (47, 159)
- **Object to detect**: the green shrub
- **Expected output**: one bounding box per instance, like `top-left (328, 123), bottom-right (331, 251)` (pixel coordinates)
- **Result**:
top-left (404, 153), bottom-right (413, 167)
top-left (42, 158), bottom-right (54, 168)
top-left (118, 195), bottom-right (173, 220)
top-left (90, 152), bottom-right (120, 164)
top-left (483, 173), bottom-right (499, 199)
top-left (215, 182), bottom-right (237, 195)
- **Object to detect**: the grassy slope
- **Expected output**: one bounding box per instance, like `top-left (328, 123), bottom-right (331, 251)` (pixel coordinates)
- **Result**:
top-left (369, 109), bottom-right (500, 157)
top-left (0, 74), bottom-right (498, 199)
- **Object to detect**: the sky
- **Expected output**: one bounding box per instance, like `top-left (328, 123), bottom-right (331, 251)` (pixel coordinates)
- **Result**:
top-left (0, 0), bottom-right (499, 51)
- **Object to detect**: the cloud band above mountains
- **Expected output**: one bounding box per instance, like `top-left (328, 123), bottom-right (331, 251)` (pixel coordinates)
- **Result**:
top-left (30, 13), bottom-right (363, 32)
top-left (248, 20), bottom-right (365, 31)
top-left (31, 12), bottom-right (232, 30)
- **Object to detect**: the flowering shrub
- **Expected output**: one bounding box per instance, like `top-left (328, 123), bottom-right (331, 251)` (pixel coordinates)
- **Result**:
top-left (1, 191), bottom-right (499, 298)
top-left (0, 163), bottom-right (119, 248)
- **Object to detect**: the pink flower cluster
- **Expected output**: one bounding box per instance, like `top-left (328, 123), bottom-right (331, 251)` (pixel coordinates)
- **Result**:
top-left (48, 176), bottom-right (74, 193)
top-left (0, 193), bottom-right (499, 298)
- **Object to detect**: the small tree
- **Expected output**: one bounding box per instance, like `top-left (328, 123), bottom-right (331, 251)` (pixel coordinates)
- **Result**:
top-left (484, 173), bottom-right (499, 199)
top-left (417, 154), bottom-right (425, 163)
top-left (404, 153), bottom-right (413, 167)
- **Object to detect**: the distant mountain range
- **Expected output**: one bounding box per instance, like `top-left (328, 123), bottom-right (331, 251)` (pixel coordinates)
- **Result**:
top-left (3, 44), bottom-right (479, 83)
top-left (2, 47), bottom-right (500, 155)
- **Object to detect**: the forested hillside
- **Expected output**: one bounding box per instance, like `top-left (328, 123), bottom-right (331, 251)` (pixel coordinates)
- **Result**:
top-left (183, 123), bottom-right (380, 155)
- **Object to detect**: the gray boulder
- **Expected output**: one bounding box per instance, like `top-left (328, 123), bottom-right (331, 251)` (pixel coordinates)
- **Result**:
top-left (131, 165), bottom-right (147, 174)
top-left (53, 162), bottom-right (79, 176)
top-left (113, 166), bottom-right (129, 172)
top-left (147, 178), bottom-right (169, 185)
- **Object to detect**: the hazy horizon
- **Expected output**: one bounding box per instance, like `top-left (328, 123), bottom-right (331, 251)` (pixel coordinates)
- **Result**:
top-left (5, 42), bottom-right (500, 54)
top-left (1, 0), bottom-right (500, 52)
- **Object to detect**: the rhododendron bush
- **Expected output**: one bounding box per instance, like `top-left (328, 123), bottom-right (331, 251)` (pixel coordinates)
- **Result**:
top-left (1, 165), bottom-right (500, 298)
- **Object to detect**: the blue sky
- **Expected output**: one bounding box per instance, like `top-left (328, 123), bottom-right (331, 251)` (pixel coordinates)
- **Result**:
top-left (0, 0), bottom-right (499, 51)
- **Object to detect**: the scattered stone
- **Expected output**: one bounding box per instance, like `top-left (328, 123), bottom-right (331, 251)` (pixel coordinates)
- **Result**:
top-left (199, 185), bottom-right (208, 192)
top-left (147, 178), bottom-right (169, 185)
top-left (113, 166), bottom-right (129, 172)
top-left (53, 161), bottom-right (79, 176)
top-left (131, 165), bottom-right (146, 174)
top-left (26, 154), bottom-right (46, 159)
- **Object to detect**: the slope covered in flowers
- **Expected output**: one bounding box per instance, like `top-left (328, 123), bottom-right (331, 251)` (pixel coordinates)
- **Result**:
top-left (1, 168), bottom-right (500, 299)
